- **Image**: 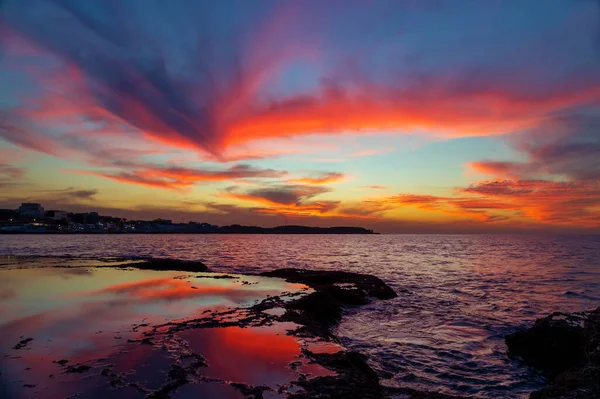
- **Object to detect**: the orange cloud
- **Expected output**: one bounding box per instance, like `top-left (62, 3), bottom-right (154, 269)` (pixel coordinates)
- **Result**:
top-left (458, 180), bottom-right (600, 226)
top-left (70, 164), bottom-right (287, 190)
top-left (350, 180), bottom-right (600, 227)
top-left (218, 83), bottom-right (600, 151)
top-left (288, 172), bottom-right (345, 185)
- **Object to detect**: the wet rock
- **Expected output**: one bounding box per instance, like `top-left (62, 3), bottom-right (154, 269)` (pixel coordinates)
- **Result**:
top-left (289, 351), bottom-right (384, 399)
top-left (283, 291), bottom-right (343, 334)
top-left (147, 363), bottom-right (198, 399)
top-left (230, 382), bottom-right (270, 398)
top-left (65, 364), bottom-right (92, 373)
top-left (385, 387), bottom-right (468, 398)
top-left (254, 269), bottom-right (401, 397)
top-left (13, 337), bottom-right (33, 350)
top-left (506, 307), bottom-right (600, 398)
top-left (261, 269), bottom-right (397, 302)
top-left (260, 269), bottom-right (396, 336)
top-left (128, 258), bottom-right (208, 272)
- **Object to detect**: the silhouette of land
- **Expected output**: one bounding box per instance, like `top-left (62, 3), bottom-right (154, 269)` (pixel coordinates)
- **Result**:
top-left (0, 203), bottom-right (376, 234)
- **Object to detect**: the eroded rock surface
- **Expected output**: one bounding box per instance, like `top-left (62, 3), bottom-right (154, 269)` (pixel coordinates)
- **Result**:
top-left (506, 307), bottom-right (600, 398)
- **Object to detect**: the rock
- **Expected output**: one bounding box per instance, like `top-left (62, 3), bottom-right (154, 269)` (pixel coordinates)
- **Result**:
top-left (260, 269), bottom-right (397, 302)
top-left (13, 338), bottom-right (33, 350)
top-left (258, 269), bottom-right (396, 339)
top-left (65, 364), bottom-right (91, 373)
top-left (290, 351), bottom-right (382, 399)
top-left (506, 307), bottom-right (600, 398)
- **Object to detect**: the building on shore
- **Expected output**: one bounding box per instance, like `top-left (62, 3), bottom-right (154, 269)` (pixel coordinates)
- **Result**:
top-left (17, 203), bottom-right (45, 219)
top-left (45, 210), bottom-right (68, 220)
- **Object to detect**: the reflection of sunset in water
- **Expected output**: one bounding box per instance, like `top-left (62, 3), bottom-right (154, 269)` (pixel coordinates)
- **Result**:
top-left (0, 265), bottom-right (321, 399)
top-left (179, 325), bottom-right (333, 387)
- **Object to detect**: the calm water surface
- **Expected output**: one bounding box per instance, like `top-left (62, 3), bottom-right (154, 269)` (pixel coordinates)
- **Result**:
top-left (0, 266), bottom-right (330, 398)
top-left (2, 234), bottom-right (600, 398)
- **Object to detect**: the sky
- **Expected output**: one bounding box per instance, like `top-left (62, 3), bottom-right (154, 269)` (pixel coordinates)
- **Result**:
top-left (0, 0), bottom-right (599, 233)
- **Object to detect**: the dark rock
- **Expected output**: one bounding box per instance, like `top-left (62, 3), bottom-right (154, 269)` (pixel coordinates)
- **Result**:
top-left (385, 386), bottom-right (468, 398)
top-left (254, 269), bottom-right (401, 397)
top-left (53, 359), bottom-right (69, 365)
top-left (167, 365), bottom-right (187, 384)
top-left (230, 382), bottom-right (270, 397)
top-left (128, 258), bottom-right (208, 272)
top-left (506, 307), bottom-right (600, 398)
top-left (65, 364), bottom-right (91, 373)
top-left (261, 269), bottom-right (397, 302)
top-left (287, 291), bottom-right (343, 326)
top-left (260, 269), bottom-right (396, 337)
top-left (13, 337), bottom-right (33, 350)
top-left (289, 351), bottom-right (383, 399)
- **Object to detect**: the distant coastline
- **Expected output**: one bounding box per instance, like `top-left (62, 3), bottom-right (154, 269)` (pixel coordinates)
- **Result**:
top-left (1, 203), bottom-right (376, 234)
top-left (0, 225), bottom-right (377, 235)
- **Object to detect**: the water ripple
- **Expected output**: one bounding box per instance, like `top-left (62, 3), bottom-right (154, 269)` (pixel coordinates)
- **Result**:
top-left (1, 234), bottom-right (600, 398)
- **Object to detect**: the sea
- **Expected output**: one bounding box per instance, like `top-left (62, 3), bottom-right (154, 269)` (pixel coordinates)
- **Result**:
top-left (2, 234), bottom-right (600, 398)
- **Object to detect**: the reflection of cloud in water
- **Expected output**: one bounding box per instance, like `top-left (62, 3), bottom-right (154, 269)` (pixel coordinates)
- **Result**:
top-left (72, 274), bottom-right (299, 305)
top-left (0, 267), bottom-right (306, 354)
top-left (0, 266), bottom-right (326, 399)
top-left (179, 325), bottom-right (334, 387)
top-left (0, 287), bottom-right (16, 300)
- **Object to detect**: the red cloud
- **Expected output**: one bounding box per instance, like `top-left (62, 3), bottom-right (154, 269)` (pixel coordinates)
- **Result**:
top-left (4, 24), bottom-right (600, 163)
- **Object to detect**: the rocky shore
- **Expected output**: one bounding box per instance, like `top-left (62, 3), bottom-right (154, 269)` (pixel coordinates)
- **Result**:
top-left (506, 307), bottom-right (600, 398)
top-left (10, 256), bottom-right (588, 398)
top-left (2, 256), bottom-right (470, 398)
top-left (108, 259), bottom-right (470, 398)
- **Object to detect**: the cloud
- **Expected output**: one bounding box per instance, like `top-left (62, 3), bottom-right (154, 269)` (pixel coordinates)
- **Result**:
top-left (221, 184), bottom-right (346, 217)
top-left (469, 112), bottom-right (600, 181)
top-left (224, 184), bottom-right (331, 206)
top-left (358, 185), bottom-right (387, 189)
top-left (289, 171), bottom-right (345, 185)
top-left (0, 163), bottom-right (25, 179)
top-left (2, 0), bottom-right (600, 162)
top-left (0, 162), bottom-right (26, 189)
top-left (55, 187), bottom-right (97, 201)
top-left (73, 164), bottom-right (287, 190)
top-left (35, 186), bottom-right (99, 205)
top-left (343, 179), bottom-right (600, 227)
top-left (458, 180), bottom-right (600, 225)
top-left (461, 110), bottom-right (600, 228)
top-left (1, 0), bottom-right (599, 232)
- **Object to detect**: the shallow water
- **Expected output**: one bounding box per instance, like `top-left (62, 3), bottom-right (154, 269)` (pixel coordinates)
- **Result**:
top-left (2, 234), bottom-right (600, 398)
top-left (0, 265), bottom-right (334, 398)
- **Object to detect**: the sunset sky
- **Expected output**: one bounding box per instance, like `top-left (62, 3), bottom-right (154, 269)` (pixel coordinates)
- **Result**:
top-left (1, 0), bottom-right (599, 233)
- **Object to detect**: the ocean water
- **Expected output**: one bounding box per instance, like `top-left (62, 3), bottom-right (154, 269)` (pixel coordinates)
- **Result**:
top-left (2, 234), bottom-right (600, 398)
